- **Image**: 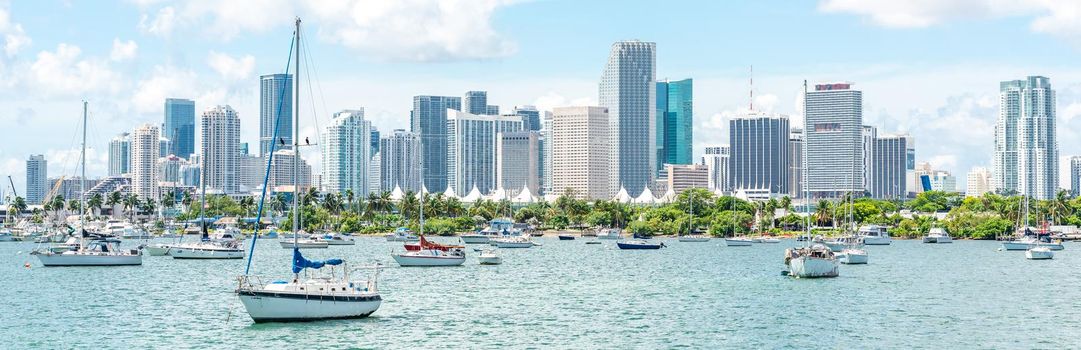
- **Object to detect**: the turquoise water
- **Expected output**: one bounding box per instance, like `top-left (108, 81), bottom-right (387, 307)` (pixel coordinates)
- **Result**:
top-left (3, 237), bottom-right (1078, 349)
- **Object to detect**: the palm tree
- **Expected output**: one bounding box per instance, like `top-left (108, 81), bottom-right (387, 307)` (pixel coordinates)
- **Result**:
top-left (779, 196), bottom-right (792, 214)
top-left (107, 190), bottom-right (123, 217)
top-left (11, 196), bottom-right (28, 218)
top-left (815, 199), bottom-right (833, 227)
top-left (67, 199), bottom-right (81, 213)
top-left (123, 194), bottom-right (141, 222)
top-left (343, 189), bottom-right (355, 214)
top-left (239, 196), bottom-right (255, 218)
top-left (86, 193), bottom-right (103, 218)
top-left (49, 194), bottom-right (65, 221)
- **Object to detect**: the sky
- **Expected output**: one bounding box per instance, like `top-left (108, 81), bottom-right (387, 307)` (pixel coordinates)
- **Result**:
top-left (3, 0), bottom-right (1081, 198)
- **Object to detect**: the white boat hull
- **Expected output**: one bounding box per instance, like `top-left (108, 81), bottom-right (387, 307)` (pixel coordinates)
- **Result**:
top-left (35, 253), bottom-right (142, 266)
top-left (171, 247), bottom-right (245, 259)
top-left (788, 256), bottom-right (839, 278)
top-left (838, 250), bottom-right (868, 264)
top-left (1002, 241), bottom-right (1064, 251)
top-left (144, 245), bottom-right (173, 256)
top-left (280, 241), bottom-right (329, 249)
top-left (494, 241), bottom-right (533, 248)
top-left (724, 238), bottom-right (753, 246)
top-left (861, 237), bottom-right (892, 245)
top-left (392, 254), bottom-right (466, 266)
top-left (237, 291), bottom-right (381, 323)
top-left (823, 241), bottom-right (847, 252)
top-left (460, 235), bottom-right (490, 244)
top-left (325, 240), bottom-right (355, 246)
top-left (1026, 248), bottom-right (1054, 260)
top-left (478, 256), bottom-right (502, 265)
top-left (678, 237), bottom-right (710, 242)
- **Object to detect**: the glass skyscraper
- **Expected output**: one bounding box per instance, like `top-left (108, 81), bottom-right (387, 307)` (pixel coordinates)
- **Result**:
top-left (730, 114), bottom-right (789, 195)
top-left (464, 91), bottom-right (488, 115)
top-left (994, 76), bottom-right (1058, 200)
top-left (411, 95), bottom-right (461, 192)
top-left (600, 40), bottom-right (656, 198)
top-left (164, 98), bottom-right (195, 159)
top-left (514, 105), bottom-right (541, 132)
top-left (656, 78), bottom-right (693, 174)
top-left (805, 82), bottom-right (863, 198)
top-left (260, 73), bottom-right (293, 157)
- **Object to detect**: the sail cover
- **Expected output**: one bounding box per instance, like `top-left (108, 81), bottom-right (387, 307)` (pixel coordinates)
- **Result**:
top-left (292, 248), bottom-right (343, 273)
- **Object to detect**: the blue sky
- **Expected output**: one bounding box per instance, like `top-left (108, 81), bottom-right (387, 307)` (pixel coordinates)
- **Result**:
top-left (3, 0), bottom-right (1081, 197)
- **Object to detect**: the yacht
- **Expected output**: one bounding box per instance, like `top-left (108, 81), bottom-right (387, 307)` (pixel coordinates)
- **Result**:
top-left (723, 237), bottom-right (754, 246)
top-left (678, 235), bottom-right (710, 242)
top-left (463, 218), bottom-right (518, 244)
top-left (491, 236), bottom-right (534, 248)
top-left (478, 249), bottom-right (502, 265)
top-left (616, 239), bottom-right (665, 250)
top-left (1001, 227), bottom-right (1064, 251)
top-left (143, 243), bottom-right (175, 256)
top-left (1026, 245), bottom-right (1054, 260)
top-left (837, 247), bottom-right (868, 264)
top-left (785, 244), bottom-right (839, 278)
top-left (597, 228), bottom-right (622, 240)
top-left (392, 237), bottom-right (466, 266)
top-left (171, 241), bottom-right (245, 259)
top-left (105, 220), bottom-right (151, 239)
top-left (923, 227), bottom-right (953, 243)
top-left (319, 233), bottom-right (356, 246)
top-left (857, 225), bottom-right (892, 245)
top-left (280, 238), bottom-right (329, 249)
top-left (384, 227), bottom-right (419, 242)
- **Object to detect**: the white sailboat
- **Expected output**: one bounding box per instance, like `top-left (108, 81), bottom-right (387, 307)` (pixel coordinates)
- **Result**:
top-left (678, 190), bottom-right (710, 242)
top-left (784, 80), bottom-right (838, 278)
top-left (171, 159), bottom-right (245, 260)
top-left (237, 18), bottom-right (381, 322)
top-left (33, 102), bottom-right (142, 267)
top-left (835, 192), bottom-right (867, 265)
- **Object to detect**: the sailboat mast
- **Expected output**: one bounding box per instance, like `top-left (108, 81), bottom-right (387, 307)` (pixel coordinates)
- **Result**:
top-left (292, 17), bottom-right (301, 246)
top-left (802, 80), bottom-right (810, 246)
top-left (80, 101), bottom-right (87, 231)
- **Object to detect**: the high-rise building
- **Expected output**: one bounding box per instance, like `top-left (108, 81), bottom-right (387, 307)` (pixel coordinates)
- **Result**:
top-left (368, 152), bottom-right (381, 195)
top-left (600, 40), bottom-right (656, 198)
top-left (464, 91), bottom-right (488, 115)
top-left (446, 110), bottom-right (523, 195)
top-left (906, 141), bottom-right (917, 197)
top-left (321, 109), bottom-right (371, 196)
top-left (915, 162), bottom-right (956, 193)
top-left (656, 78), bottom-right (693, 174)
top-left (486, 105), bottom-right (500, 115)
top-left (238, 154), bottom-right (265, 191)
top-left (259, 73), bottom-right (293, 156)
top-left (411, 95), bottom-right (461, 193)
top-left (994, 76), bottom-right (1058, 199)
top-left (159, 137), bottom-right (171, 158)
top-left (496, 131), bottom-right (541, 195)
top-left (130, 124), bottom-right (160, 199)
top-left (108, 132), bottom-right (131, 176)
top-left (541, 111), bottom-right (554, 195)
top-left (1072, 157), bottom-right (1081, 197)
top-left (201, 105), bottom-right (240, 194)
top-left (164, 98), bottom-right (195, 159)
top-left (805, 82), bottom-right (863, 197)
top-left (703, 146), bottom-right (730, 193)
top-left (552, 106), bottom-right (610, 200)
top-left (666, 164), bottom-right (709, 195)
top-left (966, 167), bottom-right (994, 197)
top-left (380, 129), bottom-right (422, 193)
top-left (514, 105), bottom-right (541, 132)
top-left (862, 125), bottom-right (877, 192)
top-left (369, 126), bottom-right (380, 158)
top-left (25, 154), bottom-right (47, 205)
top-left (871, 134), bottom-right (911, 199)
top-left (268, 149), bottom-right (311, 191)
top-left (788, 130), bottom-right (803, 198)
top-left (729, 114), bottom-right (789, 196)
top-left (158, 155), bottom-right (186, 184)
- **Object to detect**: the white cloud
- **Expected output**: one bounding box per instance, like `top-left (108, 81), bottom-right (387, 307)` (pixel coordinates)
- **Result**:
top-left (110, 38), bottom-right (138, 61)
top-left (206, 51), bottom-right (255, 82)
top-left (27, 43), bottom-right (120, 96)
top-left (532, 91), bottom-right (596, 113)
top-left (139, 6), bottom-right (176, 37)
top-left (130, 64), bottom-right (198, 114)
top-left (0, 3), bottom-right (30, 57)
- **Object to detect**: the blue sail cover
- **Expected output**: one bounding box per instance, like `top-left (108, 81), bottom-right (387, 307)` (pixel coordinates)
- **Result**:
top-left (291, 248), bottom-right (343, 273)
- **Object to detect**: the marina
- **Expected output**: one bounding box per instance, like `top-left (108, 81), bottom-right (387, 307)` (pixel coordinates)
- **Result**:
top-left (4, 237), bottom-right (1079, 348)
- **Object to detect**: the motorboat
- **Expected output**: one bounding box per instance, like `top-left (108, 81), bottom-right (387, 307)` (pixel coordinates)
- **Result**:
top-left (236, 251), bottom-right (382, 322)
top-left (32, 230), bottom-right (142, 266)
top-left (1026, 246), bottom-right (1054, 260)
top-left (392, 248), bottom-right (466, 266)
top-left (478, 249), bottom-right (502, 265)
top-left (384, 227), bottom-right (419, 242)
top-left (318, 233), bottom-right (356, 246)
top-left (211, 226), bottom-right (243, 242)
top-left (143, 243), bottom-right (175, 256)
top-left (492, 236), bottom-right (534, 248)
top-left (171, 241), bottom-right (245, 259)
top-left (923, 227), bottom-right (953, 243)
top-left (104, 220), bottom-right (152, 239)
top-left (597, 228), bottom-right (622, 240)
top-left (459, 233), bottom-right (491, 244)
top-left (558, 235), bottom-right (575, 240)
top-left (678, 235), bottom-right (710, 242)
top-left (463, 218), bottom-right (518, 244)
top-left (837, 247), bottom-right (868, 264)
top-left (818, 235), bottom-right (855, 252)
top-left (616, 240), bottom-right (665, 250)
top-left (784, 244), bottom-right (839, 278)
top-left (280, 238), bottom-right (329, 249)
top-left (723, 237), bottom-right (754, 246)
top-left (857, 225), bottom-right (892, 245)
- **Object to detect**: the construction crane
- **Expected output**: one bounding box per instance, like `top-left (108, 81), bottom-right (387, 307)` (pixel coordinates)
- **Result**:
top-left (42, 175), bottom-right (65, 205)
top-left (6, 175), bottom-right (16, 198)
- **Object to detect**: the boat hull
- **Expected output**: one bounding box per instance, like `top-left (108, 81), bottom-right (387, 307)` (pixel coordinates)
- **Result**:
top-left (391, 254), bottom-right (465, 267)
top-left (838, 250), bottom-right (868, 264)
top-left (788, 256), bottom-right (839, 278)
top-left (616, 242), bottom-right (663, 249)
top-left (861, 237), bottom-right (892, 245)
top-left (280, 241), bottom-right (329, 249)
top-left (237, 291), bottom-right (381, 323)
top-left (144, 245), bottom-right (172, 256)
top-left (823, 242), bottom-right (846, 252)
top-left (1026, 249), bottom-right (1054, 260)
top-left (478, 256), bottom-right (502, 265)
top-left (557, 235), bottom-right (575, 241)
top-left (494, 241), bottom-right (533, 248)
top-left (460, 235), bottom-right (491, 244)
top-left (1002, 241), bottom-right (1064, 251)
top-left (724, 238), bottom-right (753, 247)
top-left (36, 253), bottom-right (142, 266)
top-left (325, 240), bottom-right (355, 246)
top-left (678, 237), bottom-right (710, 242)
top-left (171, 247), bottom-right (245, 259)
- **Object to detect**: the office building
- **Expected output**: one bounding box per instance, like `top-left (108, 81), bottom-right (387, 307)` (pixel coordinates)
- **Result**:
top-left (108, 132), bottom-right (131, 176)
top-left (552, 106), bottom-right (610, 200)
top-left (656, 78), bottom-right (693, 174)
top-left (729, 114), bottom-right (789, 196)
top-left (370, 126), bottom-right (380, 158)
top-left (789, 130), bottom-right (803, 198)
top-left (158, 155), bottom-right (186, 184)
top-left (666, 164), bottom-right (708, 195)
top-left (201, 105), bottom-right (241, 194)
top-left (862, 125), bottom-right (876, 192)
top-left (268, 149), bottom-right (311, 191)
top-left (369, 152), bottom-right (381, 195)
top-left (496, 131), bottom-right (541, 195)
top-left (25, 155), bottom-right (46, 205)
top-left (322, 109), bottom-right (371, 196)
top-left (515, 105), bottom-right (541, 132)
top-left (411, 95), bottom-right (461, 192)
top-left (259, 73), bottom-right (293, 156)
top-left (446, 110), bottom-right (523, 194)
top-left (164, 98), bottom-right (195, 158)
top-left (871, 134), bottom-right (911, 199)
top-left (967, 167), bottom-right (994, 197)
top-left (464, 91), bottom-right (488, 115)
top-left (380, 129), bottom-right (422, 193)
top-left (238, 154), bottom-right (264, 191)
top-left (1072, 157), bottom-right (1081, 197)
top-left (703, 146), bottom-right (730, 193)
top-left (994, 76), bottom-right (1058, 200)
top-left (804, 82), bottom-right (863, 197)
top-left (600, 40), bottom-right (656, 198)
top-left (130, 124), bottom-right (160, 198)
top-left (541, 111), bottom-right (553, 195)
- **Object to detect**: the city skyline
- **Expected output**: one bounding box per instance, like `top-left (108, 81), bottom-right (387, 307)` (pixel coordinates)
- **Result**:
top-left (3, 1), bottom-right (1081, 197)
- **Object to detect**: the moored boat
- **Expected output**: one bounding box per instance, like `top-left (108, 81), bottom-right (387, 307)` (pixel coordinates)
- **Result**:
top-left (492, 236), bottom-right (534, 248)
top-left (558, 235), bottom-right (575, 240)
top-left (1026, 246), bottom-right (1054, 260)
top-left (478, 249), bottom-right (502, 265)
top-left (723, 237), bottom-right (754, 246)
top-left (923, 227), bottom-right (953, 243)
top-left (785, 244), bottom-right (839, 278)
top-left (616, 239), bottom-right (665, 250)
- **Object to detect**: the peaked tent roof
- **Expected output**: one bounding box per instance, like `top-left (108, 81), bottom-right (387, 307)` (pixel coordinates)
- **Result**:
top-left (443, 186), bottom-right (458, 199)
top-left (513, 186), bottom-right (536, 203)
top-left (657, 187), bottom-right (676, 204)
top-left (613, 185), bottom-right (632, 203)
top-left (632, 186), bottom-right (656, 204)
top-left (461, 184), bottom-right (484, 202)
top-left (489, 186), bottom-right (509, 201)
top-left (389, 184), bottom-right (405, 201)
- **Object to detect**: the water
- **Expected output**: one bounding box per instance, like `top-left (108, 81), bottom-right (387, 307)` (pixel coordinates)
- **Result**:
top-left (3, 237), bottom-right (1078, 349)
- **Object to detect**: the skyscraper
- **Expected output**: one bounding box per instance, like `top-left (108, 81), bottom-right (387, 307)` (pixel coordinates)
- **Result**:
top-left (967, 167), bottom-right (994, 197)
top-left (368, 152), bottom-right (381, 195)
top-left (514, 105), bottom-right (541, 131)
top-left (656, 78), bottom-right (693, 174)
top-left (600, 40), bottom-right (656, 197)
top-left (380, 129), bottom-right (422, 193)
top-left (108, 132), bottom-right (131, 176)
top-left (260, 73), bottom-right (293, 157)
top-left (321, 109), bottom-right (371, 196)
top-left (788, 130), bottom-right (803, 198)
top-left (703, 146), bottom-right (730, 192)
top-left (496, 131), bottom-right (541, 195)
top-left (464, 91), bottom-right (488, 115)
top-left (164, 98), bottom-right (195, 159)
top-left (862, 125), bottom-right (877, 192)
top-left (805, 82), bottom-right (863, 197)
top-left (994, 76), bottom-right (1058, 199)
top-left (1071, 157), bottom-right (1081, 197)
top-left (446, 110), bottom-right (523, 195)
top-left (369, 126), bottom-right (380, 158)
top-left (541, 111), bottom-right (554, 195)
top-left (268, 149), bottom-right (312, 191)
top-left (871, 134), bottom-right (911, 199)
top-left (411, 95), bottom-right (461, 193)
top-left (729, 114), bottom-right (789, 196)
top-left (25, 154), bottom-right (46, 205)
top-left (130, 124), bottom-right (160, 199)
top-left (201, 105), bottom-right (241, 194)
top-left (666, 164), bottom-right (709, 195)
top-left (552, 106), bottom-right (610, 200)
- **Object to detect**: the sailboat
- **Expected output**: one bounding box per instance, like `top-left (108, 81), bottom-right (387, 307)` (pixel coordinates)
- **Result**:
top-left (391, 138), bottom-right (466, 265)
top-left (170, 152), bottom-right (245, 259)
top-left (33, 102), bottom-right (143, 266)
top-left (678, 190), bottom-right (709, 242)
top-left (236, 18), bottom-right (381, 322)
top-left (784, 80), bottom-right (838, 278)
top-left (835, 192), bottom-right (867, 265)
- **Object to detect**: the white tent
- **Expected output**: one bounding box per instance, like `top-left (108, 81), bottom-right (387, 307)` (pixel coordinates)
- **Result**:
top-left (542, 193), bottom-right (560, 203)
top-left (414, 184), bottom-right (429, 199)
top-left (442, 186), bottom-right (458, 199)
top-left (513, 186), bottom-right (537, 203)
top-left (461, 184), bottom-right (484, 203)
top-left (657, 187), bottom-right (676, 204)
top-left (734, 189), bottom-right (750, 201)
top-left (489, 186), bottom-right (509, 201)
top-left (389, 184), bottom-right (405, 201)
top-left (632, 186), bottom-right (656, 204)
top-left (613, 186), bottom-right (632, 203)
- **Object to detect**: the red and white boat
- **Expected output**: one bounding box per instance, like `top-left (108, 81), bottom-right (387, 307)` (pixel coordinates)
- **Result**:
top-left (393, 236), bottom-right (466, 266)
